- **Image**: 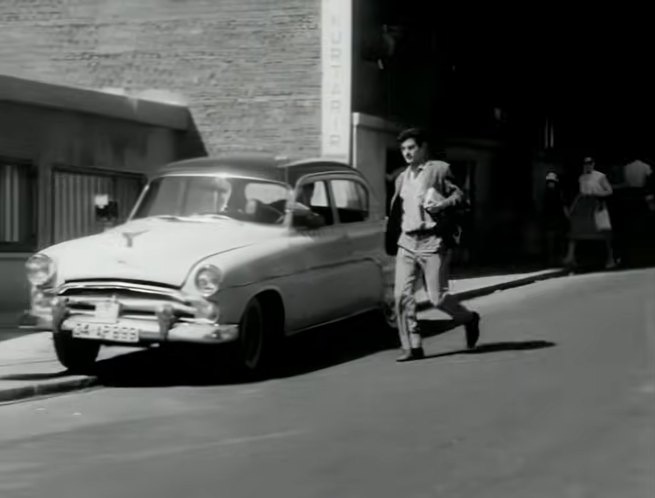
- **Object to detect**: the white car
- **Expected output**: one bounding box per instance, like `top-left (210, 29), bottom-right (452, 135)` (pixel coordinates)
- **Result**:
top-left (24, 154), bottom-right (395, 375)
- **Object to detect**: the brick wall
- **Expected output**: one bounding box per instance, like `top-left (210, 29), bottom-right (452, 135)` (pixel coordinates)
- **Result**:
top-left (0, 0), bottom-right (322, 157)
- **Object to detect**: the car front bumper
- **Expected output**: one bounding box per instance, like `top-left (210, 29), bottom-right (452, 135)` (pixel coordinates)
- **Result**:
top-left (22, 281), bottom-right (243, 346)
top-left (21, 304), bottom-right (239, 346)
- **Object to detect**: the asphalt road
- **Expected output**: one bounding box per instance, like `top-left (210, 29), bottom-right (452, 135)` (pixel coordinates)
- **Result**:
top-left (0, 269), bottom-right (654, 498)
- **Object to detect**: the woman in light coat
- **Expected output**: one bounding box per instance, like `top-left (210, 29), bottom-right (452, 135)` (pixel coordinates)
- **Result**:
top-left (563, 156), bottom-right (616, 269)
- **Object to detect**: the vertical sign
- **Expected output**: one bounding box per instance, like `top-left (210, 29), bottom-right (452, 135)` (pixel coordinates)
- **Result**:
top-left (321, 0), bottom-right (352, 162)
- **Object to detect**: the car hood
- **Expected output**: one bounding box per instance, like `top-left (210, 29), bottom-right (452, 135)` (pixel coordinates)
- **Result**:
top-left (44, 217), bottom-right (277, 288)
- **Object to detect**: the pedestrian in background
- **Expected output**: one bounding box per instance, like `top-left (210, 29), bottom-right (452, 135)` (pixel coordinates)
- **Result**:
top-left (540, 172), bottom-right (569, 266)
top-left (385, 128), bottom-right (480, 362)
top-left (619, 155), bottom-right (655, 265)
top-left (563, 156), bottom-right (616, 269)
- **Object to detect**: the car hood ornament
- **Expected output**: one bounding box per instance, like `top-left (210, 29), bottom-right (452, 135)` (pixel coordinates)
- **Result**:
top-left (121, 230), bottom-right (148, 248)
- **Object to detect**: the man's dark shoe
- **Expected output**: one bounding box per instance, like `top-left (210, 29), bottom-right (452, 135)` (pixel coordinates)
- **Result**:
top-left (396, 347), bottom-right (425, 362)
top-left (465, 312), bottom-right (481, 349)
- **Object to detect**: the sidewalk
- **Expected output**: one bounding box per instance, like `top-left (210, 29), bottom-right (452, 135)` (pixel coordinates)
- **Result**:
top-left (0, 266), bottom-right (567, 404)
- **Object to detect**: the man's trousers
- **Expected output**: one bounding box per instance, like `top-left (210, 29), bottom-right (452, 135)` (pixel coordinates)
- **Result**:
top-left (394, 246), bottom-right (474, 350)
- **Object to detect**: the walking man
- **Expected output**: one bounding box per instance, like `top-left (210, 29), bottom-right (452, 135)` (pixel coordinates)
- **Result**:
top-left (385, 128), bottom-right (481, 362)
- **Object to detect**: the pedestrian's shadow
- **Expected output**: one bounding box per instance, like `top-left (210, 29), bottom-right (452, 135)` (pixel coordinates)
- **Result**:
top-left (411, 319), bottom-right (556, 358)
top-left (423, 340), bottom-right (556, 360)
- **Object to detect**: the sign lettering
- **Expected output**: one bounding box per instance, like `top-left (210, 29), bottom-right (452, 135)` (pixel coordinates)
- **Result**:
top-left (321, 0), bottom-right (352, 161)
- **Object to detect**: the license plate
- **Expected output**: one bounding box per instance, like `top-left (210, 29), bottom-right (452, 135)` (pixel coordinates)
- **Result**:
top-left (95, 300), bottom-right (120, 322)
top-left (72, 322), bottom-right (139, 343)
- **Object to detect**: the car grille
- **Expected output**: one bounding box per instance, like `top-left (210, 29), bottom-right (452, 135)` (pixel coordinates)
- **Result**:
top-left (58, 281), bottom-right (196, 321)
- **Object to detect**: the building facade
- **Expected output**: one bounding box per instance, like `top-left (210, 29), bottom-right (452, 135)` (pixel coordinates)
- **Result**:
top-left (1, 0), bottom-right (569, 322)
top-left (0, 0), bottom-right (325, 157)
top-left (0, 0), bottom-right (333, 322)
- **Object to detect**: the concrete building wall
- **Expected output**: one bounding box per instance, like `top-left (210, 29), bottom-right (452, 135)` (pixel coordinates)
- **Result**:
top-left (0, 0), bottom-right (323, 157)
top-left (0, 100), bottom-right (185, 320)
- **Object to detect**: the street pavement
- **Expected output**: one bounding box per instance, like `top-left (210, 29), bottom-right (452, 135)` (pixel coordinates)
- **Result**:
top-left (0, 268), bottom-right (653, 497)
top-left (0, 267), bottom-right (565, 403)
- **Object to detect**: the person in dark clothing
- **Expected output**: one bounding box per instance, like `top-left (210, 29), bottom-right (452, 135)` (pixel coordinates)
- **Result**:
top-left (619, 156), bottom-right (655, 265)
top-left (540, 172), bottom-right (569, 266)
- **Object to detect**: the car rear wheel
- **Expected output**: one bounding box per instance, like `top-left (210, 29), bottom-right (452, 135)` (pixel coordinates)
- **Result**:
top-left (53, 333), bottom-right (100, 374)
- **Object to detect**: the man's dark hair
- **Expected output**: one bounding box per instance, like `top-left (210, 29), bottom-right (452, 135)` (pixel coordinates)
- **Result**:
top-left (397, 127), bottom-right (427, 147)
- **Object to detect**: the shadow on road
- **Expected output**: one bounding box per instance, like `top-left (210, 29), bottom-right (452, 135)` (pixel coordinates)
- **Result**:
top-left (0, 371), bottom-right (70, 381)
top-left (93, 312), bottom-right (400, 388)
top-left (28, 309), bottom-right (562, 389)
top-left (424, 340), bottom-right (556, 360)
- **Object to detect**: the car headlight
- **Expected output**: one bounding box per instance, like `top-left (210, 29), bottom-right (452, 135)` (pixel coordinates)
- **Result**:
top-left (194, 265), bottom-right (223, 297)
top-left (26, 254), bottom-right (56, 287)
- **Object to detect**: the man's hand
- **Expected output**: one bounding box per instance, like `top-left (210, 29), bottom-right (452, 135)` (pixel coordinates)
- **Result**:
top-left (423, 187), bottom-right (447, 214)
top-left (423, 198), bottom-right (447, 215)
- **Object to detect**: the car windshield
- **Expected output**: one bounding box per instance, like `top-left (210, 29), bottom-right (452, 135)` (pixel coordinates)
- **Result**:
top-left (131, 175), bottom-right (291, 225)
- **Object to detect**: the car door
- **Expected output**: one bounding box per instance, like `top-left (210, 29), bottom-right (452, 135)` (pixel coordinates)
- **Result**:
top-left (329, 175), bottom-right (387, 315)
top-left (282, 176), bottom-right (353, 332)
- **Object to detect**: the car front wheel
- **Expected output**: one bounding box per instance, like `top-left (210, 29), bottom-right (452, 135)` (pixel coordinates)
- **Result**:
top-left (53, 333), bottom-right (100, 374)
top-left (239, 298), bottom-right (265, 371)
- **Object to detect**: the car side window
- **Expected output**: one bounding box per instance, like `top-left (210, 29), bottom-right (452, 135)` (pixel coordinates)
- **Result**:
top-left (293, 180), bottom-right (334, 226)
top-left (331, 179), bottom-right (369, 224)
top-left (245, 182), bottom-right (288, 204)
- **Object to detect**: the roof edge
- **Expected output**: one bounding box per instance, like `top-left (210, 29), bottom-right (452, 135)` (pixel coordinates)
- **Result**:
top-left (0, 74), bottom-right (190, 130)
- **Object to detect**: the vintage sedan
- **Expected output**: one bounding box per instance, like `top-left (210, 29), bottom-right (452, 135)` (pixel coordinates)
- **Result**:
top-left (24, 154), bottom-right (395, 375)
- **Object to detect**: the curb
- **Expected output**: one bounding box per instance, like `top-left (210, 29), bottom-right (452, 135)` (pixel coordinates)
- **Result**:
top-left (0, 375), bottom-right (98, 405)
top-left (452, 268), bottom-right (569, 301)
top-left (417, 268), bottom-right (569, 310)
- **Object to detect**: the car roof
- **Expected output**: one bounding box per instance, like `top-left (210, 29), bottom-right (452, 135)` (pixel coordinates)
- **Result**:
top-left (155, 153), bottom-right (363, 185)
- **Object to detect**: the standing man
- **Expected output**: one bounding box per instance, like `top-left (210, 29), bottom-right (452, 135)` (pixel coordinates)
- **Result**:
top-left (621, 156), bottom-right (655, 263)
top-left (385, 128), bottom-right (481, 362)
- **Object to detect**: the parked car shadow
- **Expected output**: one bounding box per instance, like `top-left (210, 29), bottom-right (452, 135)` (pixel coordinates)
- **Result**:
top-left (93, 313), bottom-right (556, 387)
top-left (270, 314), bottom-right (399, 379)
top-left (93, 348), bottom-right (232, 387)
top-left (4, 317), bottom-right (559, 388)
top-left (92, 314), bottom-right (556, 387)
top-left (93, 312), bottom-right (400, 388)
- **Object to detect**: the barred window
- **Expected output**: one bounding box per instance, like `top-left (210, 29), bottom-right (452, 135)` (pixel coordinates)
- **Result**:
top-left (0, 162), bottom-right (37, 251)
top-left (52, 168), bottom-right (145, 244)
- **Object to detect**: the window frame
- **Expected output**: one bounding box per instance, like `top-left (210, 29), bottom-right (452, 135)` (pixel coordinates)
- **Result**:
top-left (0, 158), bottom-right (38, 253)
top-left (328, 175), bottom-right (371, 225)
top-left (292, 173), bottom-right (338, 227)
